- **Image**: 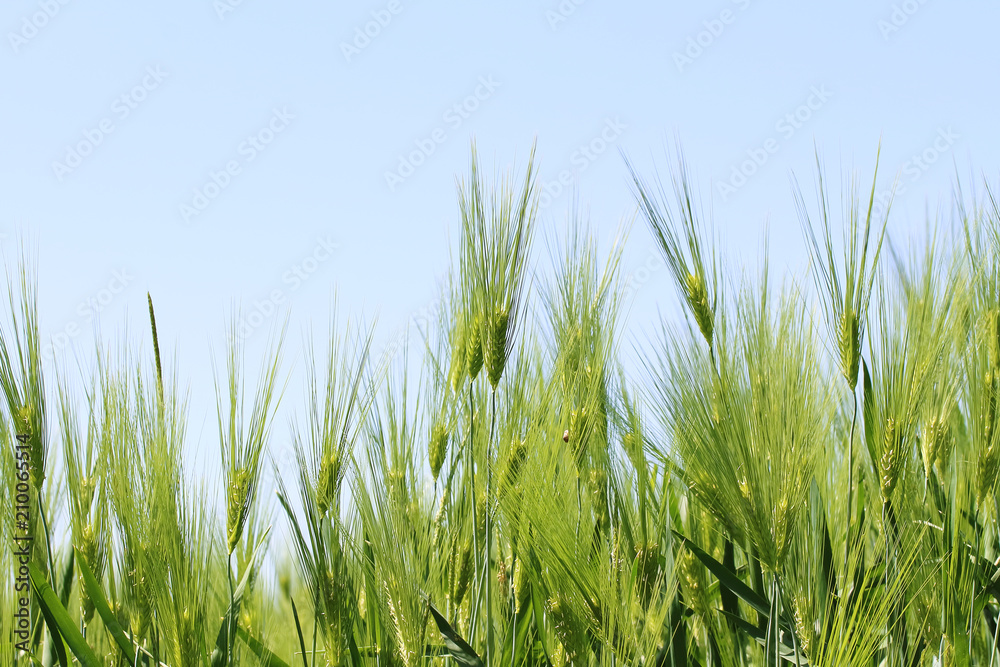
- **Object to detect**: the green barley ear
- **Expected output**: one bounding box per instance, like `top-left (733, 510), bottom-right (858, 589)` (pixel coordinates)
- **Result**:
top-left (486, 305), bottom-right (510, 388)
top-left (0, 253), bottom-right (47, 491)
top-left (466, 313), bottom-right (484, 380)
top-left (216, 312), bottom-right (286, 554)
top-left (512, 556), bottom-right (530, 613)
top-left (428, 421), bottom-right (449, 481)
top-left (588, 466), bottom-right (608, 528)
top-left (458, 140), bottom-right (538, 390)
top-left (499, 436), bottom-right (528, 498)
top-left (793, 147), bottom-right (888, 390)
top-left (626, 146), bottom-right (718, 351)
top-left (449, 316), bottom-right (467, 391)
top-left (147, 293), bottom-right (164, 414)
top-left (452, 540), bottom-right (473, 606)
top-left (546, 594), bottom-right (589, 665)
top-left (566, 406), bottom-right (590, 470)
top-left (16, 403), bottom-right (42, 490)
top-left (684, 271), bottom-right (713, 346)
top-left (879, 416), bottom-right (902, 497)
top-left (315, 450), bottom-right (342, 516)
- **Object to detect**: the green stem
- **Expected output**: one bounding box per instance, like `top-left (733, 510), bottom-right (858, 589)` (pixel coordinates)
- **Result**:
top-left (845, 389), bottom-right (858, 576)
top-left (37, 496), bottom-right (56, 585)
top-left (228, 552), bottom-right (235, 667)
top-left (485, 389), bottom-right (498, 665)
top-left (467, 383), bottom-right (481, 646)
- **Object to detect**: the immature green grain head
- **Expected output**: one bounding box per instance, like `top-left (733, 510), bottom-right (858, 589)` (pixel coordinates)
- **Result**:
top-left (633, 541), bottom-right (661, 605)
top-left (838, 305), bottom-right (861, 387)
top-left (499, 436), bottom-right (528, 499)
top-left (448, 315), bottom-right (468, 391)
top-left (547, 594), bottom-right (590, 666)
top-left (226, 466), bottom-right (251, 552)
top-left (793, 149), bottom-right (888, 391)
top-left (0, 257), bottom-right (48, 494)
top-left (17, 402), bottom-right (44, 490)
top-left (428, 421), bottom-right (449, 481)
top-left (487, 305), bottom-right (510, 388)
top-left (457, 141), bottom-right (538, 391)
top-left (452, 540), bottom-right (473, 606)
top-left (216, 313), bottom-right (285, 554)
top-left (315, 450), bottom-right (342, 516)
top-left (685, 271), bottom-right (714, 347)
top-left (566, 406), bottom-right (590, 469)
top-left (466, 313), bottom-right (484, 380)
top-left (627, 148), bottom-right (718, 352)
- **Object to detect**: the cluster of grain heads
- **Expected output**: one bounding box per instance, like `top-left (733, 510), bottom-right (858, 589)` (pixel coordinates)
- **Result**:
top-left (18, 145), bottom-right (1000, 667)
top-left (458, 140), bottom-right (538, 393)
top-left (447, 141), bottom-right (541, 664)
top-left (277, 314), bottom-right (376, 667)
top-left (657, 273), bottom-right (829, 576)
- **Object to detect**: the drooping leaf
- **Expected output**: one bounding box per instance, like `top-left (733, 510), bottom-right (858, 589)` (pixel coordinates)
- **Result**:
top-left (28, 562), bottom-right (101, 667)
top-left (237, 625), bottom-right (292, 667)
top-left (75, 547), bottom-right (136, 664)
top-left (427, 599), bottom-right (485, 667)
top-left (673, 531), bottom-right (769, 615)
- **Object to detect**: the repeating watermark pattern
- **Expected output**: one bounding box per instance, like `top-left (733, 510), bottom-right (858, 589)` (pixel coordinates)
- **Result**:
top-left (623, 248), bottom-right (665, 301)
top-left (381, 293), bottom-right (445, 363)
top-left (178, 107), bottom-right (295, 224)
top-left (878, 0), bottom-right (931, 40)
top-left (233, 235), bottom-right (340, 341)
top-left (871, 126), bottom-right (959, 220)
top-left (51, 66), bottom-right (169, 182)
top-left (538, 117), bottom-right (627, 210)
top-left (546, 0), bottom-right (588, 30)
top-left (214, 0), bottom-right (249, 20)
top-left (340, 0), bottom-right (405, 62)
top-left (673, 0), bottom-right (753, 73)
top-left (7, 0), bottom-right (73, 54)
top-left (43, 268), bottom-right (135, 360)
top-left (12, 433), bottom-right (33, 654)
top-left (384, 76), bottom-right (501, 192)
top-left (716, 85), bottom-right (833, 203)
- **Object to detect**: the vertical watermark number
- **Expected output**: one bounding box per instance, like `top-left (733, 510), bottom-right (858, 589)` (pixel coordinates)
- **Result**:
top-left (12, 432), bottom-right (34, 655)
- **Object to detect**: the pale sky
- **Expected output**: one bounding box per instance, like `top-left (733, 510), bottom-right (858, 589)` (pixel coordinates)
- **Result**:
top-left (1, 0), bottom-right (997, 496)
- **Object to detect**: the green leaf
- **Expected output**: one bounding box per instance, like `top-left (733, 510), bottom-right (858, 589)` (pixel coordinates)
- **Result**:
top-left (36, 590), bottom-right (68, 667)
top-left (720, 539), bottom-right (740, 619)
top-left (427, 599), bottom-right (485, 667)
top-left (28, 562), bottom-right (101, 667)
top-left (673, 531), bottom-right (770, 615)
top-left (529, 573), bottom-right (553, 663)
top-left (862, 358), bottom-right (876, 468)
top-left (719, 611), bottom-right (807, 664)
top-left (237, 625), bottom-right (292, 667)
top-left (288, 595), bottom-right (310, 667)
top-left (498, 585), bottom-right (534, 667)
top-left (75, 547), bottom-right (137, 664)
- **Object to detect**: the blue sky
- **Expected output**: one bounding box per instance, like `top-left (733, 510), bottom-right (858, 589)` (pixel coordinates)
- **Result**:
top-left (1, 0), bottom-right (997, 483)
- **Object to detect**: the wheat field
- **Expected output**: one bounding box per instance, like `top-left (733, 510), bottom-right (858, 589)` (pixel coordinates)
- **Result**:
top-left (3, 143), bottom-right (1000, 666)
